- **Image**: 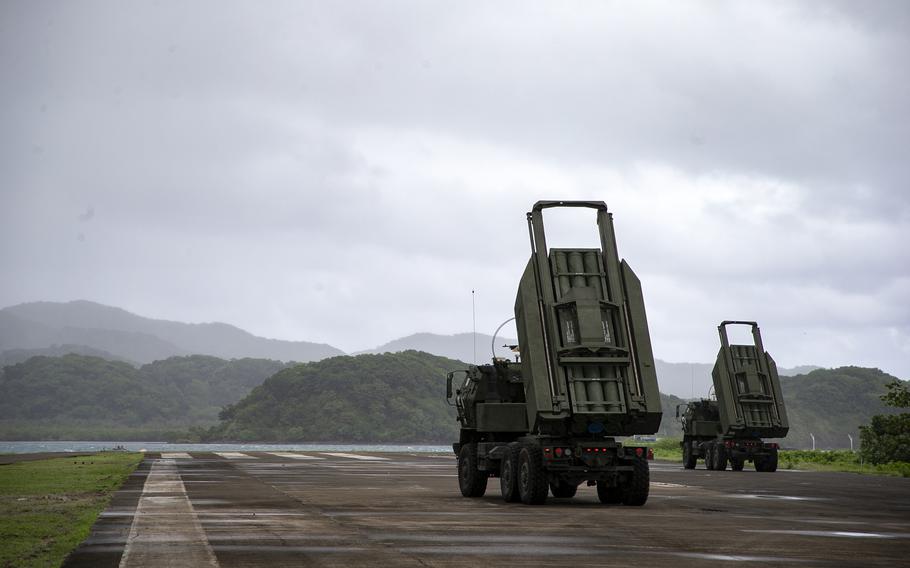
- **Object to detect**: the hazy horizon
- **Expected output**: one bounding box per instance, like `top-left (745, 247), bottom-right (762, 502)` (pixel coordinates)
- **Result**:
top-left (2, 2), bottom-right (907, 378)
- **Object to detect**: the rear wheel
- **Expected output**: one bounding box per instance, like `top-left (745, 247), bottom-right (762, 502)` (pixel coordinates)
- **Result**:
top-left (623, 457), bottom-right (650, 506)
top-left (682, 441), bottom-right (697, 470)
top-left (499, 443), bottom-right (521, 502)
top-left (458, 443), bottom-right (487, 497)
top-left (713, 445), bottom-right (728, 471)
top-left (756, 448), bottom-right (778, 472)
top-left (518, 445), bottom-right (548, 505)
top-left (596, 480), bottom-right (623, 504)
top-left (549, 480), bottom-right (578, 499)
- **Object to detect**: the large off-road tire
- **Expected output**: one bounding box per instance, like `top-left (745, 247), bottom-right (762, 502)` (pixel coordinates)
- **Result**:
top-left (458, 443), bottom-right (487, 497)
top-left (731, 456), bottom-right (745, 471)
top-left (499, 443), bottom-right (521, 502)
top-left (705, 444), bottom-right (716, 470)
top-left (682, 441), bottom-right (697, 470)
top-left (549, 480), bottom-right (578, 499)
top-left (596, 480), bottom-right (623, 504)
top-left (622, 457), bottom-right (650, 506)
top-left (518, 445), bottom-right (548, 505)
top-left (713, 445), bottom-right (728, 471)
top-left (756, 448), bottom-right (778, 472)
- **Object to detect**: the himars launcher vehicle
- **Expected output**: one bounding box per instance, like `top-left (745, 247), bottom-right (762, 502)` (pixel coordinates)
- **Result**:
top-left (446, 201), bottom-right (662, 505)
top-left (677, 321), bottom-right (789, 472)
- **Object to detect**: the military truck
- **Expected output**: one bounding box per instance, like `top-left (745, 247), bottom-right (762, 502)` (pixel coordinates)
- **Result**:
top-left (677, 321), bottom-right (789, 472)
top-left (446, 201), bottom-right (662, 505)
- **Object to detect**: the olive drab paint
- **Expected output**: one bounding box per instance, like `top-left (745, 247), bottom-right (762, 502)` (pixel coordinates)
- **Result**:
top-left (514, 201), bottom-right (663, 436)
top-left (448, 201), bottom-right (660, 506)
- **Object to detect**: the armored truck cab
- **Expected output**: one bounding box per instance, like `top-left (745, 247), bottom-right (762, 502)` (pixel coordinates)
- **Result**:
top-left (678, 321), bottom-right (789, 472)
top-left (447, 201), bottom-right (662, 505)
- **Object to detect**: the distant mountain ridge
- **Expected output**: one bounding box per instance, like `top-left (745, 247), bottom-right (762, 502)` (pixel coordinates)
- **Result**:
top-left (358, 332), bottom-right (519, 364)
top-left (0, 300), bottom-right (344, 364)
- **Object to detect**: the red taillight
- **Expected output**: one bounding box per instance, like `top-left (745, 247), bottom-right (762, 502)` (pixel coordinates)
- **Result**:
top-left (635, 447), bottom-right (644, 457)
top-left (594, 448), bottom-right (600, 453)
top-left (585, 448), bottom-right (592, 453)
top-left (647, 448), bottom-right (654, 460)
top-left (602, 448), bottom-right (607, 452)
top-left (555, 447), bottom-right (563, 457)
top-left (544, 447), bottom-right (551, 453)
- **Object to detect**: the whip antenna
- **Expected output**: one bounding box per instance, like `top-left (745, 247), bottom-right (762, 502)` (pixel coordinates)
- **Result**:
top-left (472, 290), bottom-right (476, 364)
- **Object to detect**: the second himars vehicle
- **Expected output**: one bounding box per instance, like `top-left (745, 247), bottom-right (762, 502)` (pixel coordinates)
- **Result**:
top-left (446, 201), bottom-right (662, 505)
top-left (677, 321), bottom-right (789, 472)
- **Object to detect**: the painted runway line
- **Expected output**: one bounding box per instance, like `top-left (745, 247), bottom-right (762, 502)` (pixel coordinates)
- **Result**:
top-left (214, 452), bottom-right (256, 459)
top-left (267, 452), bottom-right (324, 460)
top-left (161, 452), bottom-right (193, 459)
top-left (321, 452), bottom-right (390, 461)
top-left (119, 459), bottom-right (219, 568)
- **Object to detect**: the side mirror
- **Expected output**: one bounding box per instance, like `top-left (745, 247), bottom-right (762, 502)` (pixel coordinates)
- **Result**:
top-left (446, 372), bottom-right (454, 399)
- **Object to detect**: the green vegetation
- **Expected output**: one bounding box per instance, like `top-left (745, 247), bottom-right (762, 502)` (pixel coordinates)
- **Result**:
top-left (778, 449), bottom-right (910, 477)
top-left (647, 439), bottom-right (910, 477)
top-left (0, 452), bottom-right (143, 568)
top-left (0, 354), bottom-right (287, 440)
top-left (778, 367), bottom-right (901, 449)
top-left (860, 380), bottom-right (910, 465)
top-left (212, 350), bottom-right (462, 442)
top-left (645, 437), bottom-right (683, 460)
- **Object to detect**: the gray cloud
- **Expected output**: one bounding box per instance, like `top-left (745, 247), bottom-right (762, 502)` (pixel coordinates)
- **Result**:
top-left (1, 1), bottom-right (907, 379)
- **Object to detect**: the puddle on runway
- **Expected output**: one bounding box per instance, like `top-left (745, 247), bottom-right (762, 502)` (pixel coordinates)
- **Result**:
top-left (729, 494), bottom-right (828, 501)
top-left (669, 551), bottom-right (816, 563)
top-left (743, 529), bottom-right (908, 539)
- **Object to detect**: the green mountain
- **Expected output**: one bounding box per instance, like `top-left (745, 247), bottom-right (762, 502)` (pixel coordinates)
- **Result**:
top-left (2, 347), bottom-right (901, 449)
top-left (213, 351), bottom-right (462, 443)
top-left (780, 367), bottom-right (903, 449)
top-left (0, 300), bottom-right (343, 364)
top-left (0, 354), bottom-right (287, 440)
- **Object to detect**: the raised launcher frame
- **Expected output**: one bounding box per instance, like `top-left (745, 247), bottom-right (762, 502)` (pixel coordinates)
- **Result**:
top-left (712, 320), bottom-right (788, 439)
top-left (514, 201), bottom-right (663, 437)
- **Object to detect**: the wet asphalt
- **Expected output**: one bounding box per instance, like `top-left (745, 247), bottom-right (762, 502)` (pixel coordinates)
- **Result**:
top-left (62, 452), bottom-right (910, 567)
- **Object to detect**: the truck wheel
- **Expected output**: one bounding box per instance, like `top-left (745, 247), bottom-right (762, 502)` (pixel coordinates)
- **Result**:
top-left (705, 444), bottom-right (715, 470)
top-left (682, 441), bottom-right (697, 470)
top-left (596, 481), bottom-right (623, 504)
top-left (713, 445), bottom-right (728, 471)
top-left (622, 457), bottom-right (650, 506)
top-left (458, 443), bottom-right (487, 497)
top-left (549, 480), bottom-right (578, 499)
top-left (731, 457), bottom-right (745, 471)
top-left (499, 443), bottom-right (521, 502)
top-left (518, 445), bottom-right (548, 505)
top-left (757, 448), bottom-right (778, 472)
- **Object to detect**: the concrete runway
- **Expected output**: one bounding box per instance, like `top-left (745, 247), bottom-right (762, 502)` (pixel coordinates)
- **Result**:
top-left (63, 452), bottom-right (910, 567)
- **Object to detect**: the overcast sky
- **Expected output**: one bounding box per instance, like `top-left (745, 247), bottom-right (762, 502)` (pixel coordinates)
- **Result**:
top-left (2, 1), bottom-right (908, 378)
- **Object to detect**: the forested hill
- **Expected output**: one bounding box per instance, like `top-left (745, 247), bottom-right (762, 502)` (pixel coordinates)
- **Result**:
top-left (1, 349), bottom-right (901, 448)
top-left (781, 366), bottom-right (903, 449)
top-left (213, 351), bottom-right (463, 443)
top-left (0, 354), bottom-right (287, 440)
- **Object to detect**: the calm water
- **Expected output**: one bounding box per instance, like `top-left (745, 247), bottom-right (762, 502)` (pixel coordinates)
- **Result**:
top-left (0, 441), bottom-right (452, 454)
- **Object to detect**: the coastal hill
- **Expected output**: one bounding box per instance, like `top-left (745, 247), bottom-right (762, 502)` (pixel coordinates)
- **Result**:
top-left (0, 300), bottom-right (343, 364)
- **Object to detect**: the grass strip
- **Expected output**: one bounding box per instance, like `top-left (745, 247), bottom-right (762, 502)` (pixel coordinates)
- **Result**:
top-left (638, 439), bottom-right (910, 477)
top-left (0, 452), bottom-right (143, 568)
